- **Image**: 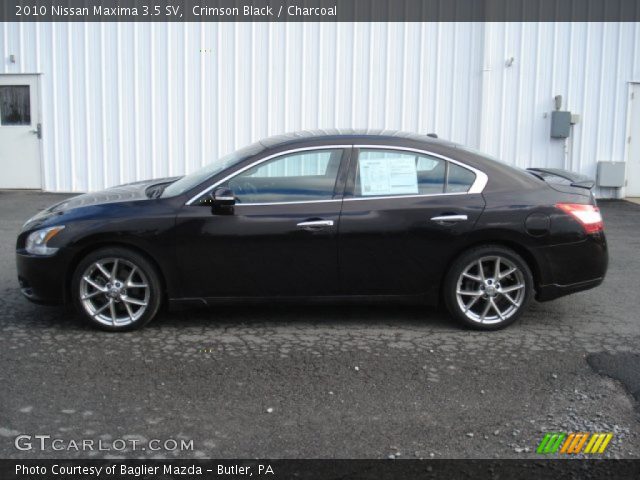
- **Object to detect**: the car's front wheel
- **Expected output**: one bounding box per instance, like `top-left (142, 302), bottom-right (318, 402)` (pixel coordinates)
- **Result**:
top-left (443, 245), bottom-right (533, 330)
top-left (71, 247), bottom-right (162, 331)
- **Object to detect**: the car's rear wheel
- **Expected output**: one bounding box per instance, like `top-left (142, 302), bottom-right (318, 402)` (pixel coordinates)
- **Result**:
top-left (71, 247), bottom-right (162, 331)
top-left (443, 245), bottom-right (533, 330)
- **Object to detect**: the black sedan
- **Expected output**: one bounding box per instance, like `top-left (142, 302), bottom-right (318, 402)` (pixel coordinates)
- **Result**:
top-left (16, 130), bottom-right (608, 331)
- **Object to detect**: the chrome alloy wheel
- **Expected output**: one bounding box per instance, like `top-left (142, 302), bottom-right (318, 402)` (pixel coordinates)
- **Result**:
top-left (455, 255), bottom-right (526, 325)
top-left (79, 258), bottom-right (150, 327)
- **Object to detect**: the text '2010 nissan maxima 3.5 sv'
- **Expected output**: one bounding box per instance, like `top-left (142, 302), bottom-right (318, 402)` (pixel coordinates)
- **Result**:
top-left (16, 130), bottom-right (608, 331)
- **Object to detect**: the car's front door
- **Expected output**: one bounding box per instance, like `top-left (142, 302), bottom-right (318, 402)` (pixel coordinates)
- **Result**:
top-left (338, 147), bottom-right (486, 300)
top-left (174, 147), bottom-right (350, 298)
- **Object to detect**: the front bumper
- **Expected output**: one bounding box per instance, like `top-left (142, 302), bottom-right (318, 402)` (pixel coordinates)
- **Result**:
top-left (16, 250), bottom-right (68, 305)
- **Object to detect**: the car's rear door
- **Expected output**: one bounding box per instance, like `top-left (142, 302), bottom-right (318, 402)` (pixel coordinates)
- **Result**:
top-left (174, 146), bottom-right (351, 298)
top-left (337, 147), bottom-right (486, 300)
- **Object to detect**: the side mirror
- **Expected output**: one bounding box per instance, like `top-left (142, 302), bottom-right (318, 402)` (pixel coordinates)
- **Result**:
top-left (209, 187), bottom-right (235, 214)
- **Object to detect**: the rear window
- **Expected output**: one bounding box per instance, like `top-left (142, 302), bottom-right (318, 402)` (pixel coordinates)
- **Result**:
top-left (455, 144), bottom-right (531, 177)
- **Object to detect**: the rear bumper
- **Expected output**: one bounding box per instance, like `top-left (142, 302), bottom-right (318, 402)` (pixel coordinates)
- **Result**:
top-left (536, 277), bottom-right (604, 301)
top-left (533, 232), bottom-right (608, 302)
top-left (16, 250), bottom-right (68, 305)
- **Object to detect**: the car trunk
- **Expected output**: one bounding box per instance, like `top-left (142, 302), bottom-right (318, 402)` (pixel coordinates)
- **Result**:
top-left (526, 167), bottom-right (596, 200)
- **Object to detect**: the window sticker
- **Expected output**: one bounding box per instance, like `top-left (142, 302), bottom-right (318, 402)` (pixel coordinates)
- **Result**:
top-left (359, 156), bottom-right (418, 196)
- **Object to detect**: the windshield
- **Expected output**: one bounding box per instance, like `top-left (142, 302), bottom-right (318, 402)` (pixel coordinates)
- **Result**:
top-left (161, 141), bottom-right (265, 198)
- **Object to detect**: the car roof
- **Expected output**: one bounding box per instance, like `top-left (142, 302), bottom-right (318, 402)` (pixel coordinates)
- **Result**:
top-left (258, 129), bottom-right (459, 150)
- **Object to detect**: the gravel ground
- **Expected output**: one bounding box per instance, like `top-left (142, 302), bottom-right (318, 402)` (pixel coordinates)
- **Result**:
top-left (0, 191), bottom-right (639, 459)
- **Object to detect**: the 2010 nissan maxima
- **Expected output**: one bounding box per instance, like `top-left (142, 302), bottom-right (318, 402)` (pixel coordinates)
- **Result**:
top-left (16, 130), bottom-right (608, 331)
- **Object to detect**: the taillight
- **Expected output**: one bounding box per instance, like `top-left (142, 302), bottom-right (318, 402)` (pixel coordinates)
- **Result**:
top-left (555, 203), bottom-right (603, 234)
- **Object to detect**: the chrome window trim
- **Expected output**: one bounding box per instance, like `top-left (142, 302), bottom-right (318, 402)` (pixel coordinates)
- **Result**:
top-left (185, 145), bottom-right (351, 206)
top-left (342, 192), bottom-right (468, 202)
top-left (185, 144), bottom-right (488, 206)
top-left (237, 199), bottom-right (342, 207)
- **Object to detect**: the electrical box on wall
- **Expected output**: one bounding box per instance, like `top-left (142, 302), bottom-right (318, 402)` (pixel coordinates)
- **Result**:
top-left (597, 161), bottom-right (626, 188)
top-left (551, 111), bottom-right (571, 138)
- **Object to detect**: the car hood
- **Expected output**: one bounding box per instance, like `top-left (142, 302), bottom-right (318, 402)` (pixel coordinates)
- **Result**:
top-left (47, 177), bottom-right (181, 213)
top-left (22, 177), bottom-right (181, 230)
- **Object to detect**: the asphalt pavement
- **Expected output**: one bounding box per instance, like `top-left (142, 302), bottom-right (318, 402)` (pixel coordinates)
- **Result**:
top-left (0, 190), bottom-right (639, 459)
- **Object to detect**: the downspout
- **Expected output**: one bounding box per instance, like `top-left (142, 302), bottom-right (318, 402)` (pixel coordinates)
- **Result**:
top-left (479, 22), bottom-right (494, 153)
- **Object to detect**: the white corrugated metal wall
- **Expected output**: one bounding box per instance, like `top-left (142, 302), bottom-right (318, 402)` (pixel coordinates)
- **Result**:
top-left (480, 22), bottom-right (640, 198)
top-left (0, 22), bottom-right (638, 196)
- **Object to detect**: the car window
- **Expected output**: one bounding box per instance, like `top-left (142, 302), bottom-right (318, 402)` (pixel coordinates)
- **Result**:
top-left (447, 162), bottom-right (476, 193)
top-left (162, 141), bottom-right (264, 198)
top-left (247, 151), bottom-right (333, 178)
top-left (222, 149), bottom-right (343, 204)
top-left (355, 149), bottom-right (446, 197)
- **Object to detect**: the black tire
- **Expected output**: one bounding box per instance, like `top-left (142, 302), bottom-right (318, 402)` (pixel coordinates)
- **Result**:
top-left (71, 246), bottom-right (163, 331)
top-left (443, 245), bottom-right (533, 330)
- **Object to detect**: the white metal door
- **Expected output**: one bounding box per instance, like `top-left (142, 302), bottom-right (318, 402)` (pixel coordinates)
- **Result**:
top-left (0, 75), bottom-right (42, 189)
top-left (627, 84), bottom-right (640, 197)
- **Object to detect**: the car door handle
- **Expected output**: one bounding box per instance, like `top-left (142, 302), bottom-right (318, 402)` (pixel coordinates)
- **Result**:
top-left (297, 220), bottom-right (334, 230)
top-left (430, 214), bottom-right (468, 223)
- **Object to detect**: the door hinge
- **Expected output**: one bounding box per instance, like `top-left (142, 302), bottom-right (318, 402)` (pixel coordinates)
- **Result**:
top-left (629, 136), bottom-right (632, 144)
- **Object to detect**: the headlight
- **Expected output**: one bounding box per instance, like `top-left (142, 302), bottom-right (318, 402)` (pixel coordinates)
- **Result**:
top-left (25, 226), bottom-right (65, 256)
